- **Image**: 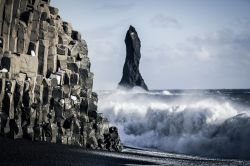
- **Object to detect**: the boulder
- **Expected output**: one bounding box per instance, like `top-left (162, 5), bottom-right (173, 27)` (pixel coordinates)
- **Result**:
top-left (71, 30), bottom-right (81, 41)
top-left (48, 6), bottom-right (59, 16)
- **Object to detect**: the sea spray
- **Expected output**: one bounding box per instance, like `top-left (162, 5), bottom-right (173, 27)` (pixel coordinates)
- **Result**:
top-left (98, 88), bottom-right (250, 159)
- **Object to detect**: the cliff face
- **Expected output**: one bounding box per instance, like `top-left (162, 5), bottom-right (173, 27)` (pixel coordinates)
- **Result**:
top-left (119, 25), bottom-right (148, 91)
top-left (0, 0), bottom-right (122, 151)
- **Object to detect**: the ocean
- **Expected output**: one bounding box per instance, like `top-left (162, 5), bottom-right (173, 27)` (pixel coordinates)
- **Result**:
top-left (97, 88), bottom-right (250, 160)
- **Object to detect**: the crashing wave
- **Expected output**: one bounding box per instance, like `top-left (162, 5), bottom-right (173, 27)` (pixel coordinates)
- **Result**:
top-left (98, 90), bottom-right (250, 159)
top-left (162, 90), bottom-right (173, 96)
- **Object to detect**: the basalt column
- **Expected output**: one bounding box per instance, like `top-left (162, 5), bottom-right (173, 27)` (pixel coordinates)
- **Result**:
top-left (0, 0), bottom-right (122, 151)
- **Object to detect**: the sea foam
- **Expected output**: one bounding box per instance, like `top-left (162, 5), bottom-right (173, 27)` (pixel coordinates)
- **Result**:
top-left (98, 88), bottom-right (250, 159)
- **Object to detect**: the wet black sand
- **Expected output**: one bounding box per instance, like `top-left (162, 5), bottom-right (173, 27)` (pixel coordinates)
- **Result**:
top-left (0, 137), bottom-right (249, 166)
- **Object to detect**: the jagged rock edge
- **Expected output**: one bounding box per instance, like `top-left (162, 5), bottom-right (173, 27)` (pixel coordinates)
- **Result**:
top-left (0, 0), bottom-right (122, 151)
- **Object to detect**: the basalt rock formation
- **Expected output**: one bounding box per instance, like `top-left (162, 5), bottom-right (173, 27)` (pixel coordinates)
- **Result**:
top-left (118, 25), bottom-right (148, 91)
top-left (0, 0), bottom-right (122, 151)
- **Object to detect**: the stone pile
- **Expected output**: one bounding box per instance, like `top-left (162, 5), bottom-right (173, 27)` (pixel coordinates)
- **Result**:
top-left (0, 0), bottom-right (122, 151)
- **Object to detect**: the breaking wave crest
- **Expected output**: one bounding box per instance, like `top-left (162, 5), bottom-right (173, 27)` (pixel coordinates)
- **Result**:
top-left (98, 88), bottom-right (250, 160)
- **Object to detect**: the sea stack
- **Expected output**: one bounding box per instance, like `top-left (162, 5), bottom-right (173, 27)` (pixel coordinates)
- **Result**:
top-left (119, 25), bottom-right (148, 91)
top-left (0, 0), bottom-right (122, 151)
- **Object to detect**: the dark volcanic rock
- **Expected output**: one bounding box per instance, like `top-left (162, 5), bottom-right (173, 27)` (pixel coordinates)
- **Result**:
top-left (0, 0), bottom-right (122, 152)
top-left (119, 25), bottom-right (148, 91)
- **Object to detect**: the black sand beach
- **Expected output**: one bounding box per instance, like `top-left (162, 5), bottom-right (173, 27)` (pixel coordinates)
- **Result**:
top-left (0, 137), bottom-right (249, 166)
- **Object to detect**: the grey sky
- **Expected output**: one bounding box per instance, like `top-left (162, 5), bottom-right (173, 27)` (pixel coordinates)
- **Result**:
top-left (52, 0), bottom-right (250, 90)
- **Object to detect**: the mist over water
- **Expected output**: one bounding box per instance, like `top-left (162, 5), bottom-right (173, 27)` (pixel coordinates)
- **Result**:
top-left (98, 88), bottom-right (250, 160)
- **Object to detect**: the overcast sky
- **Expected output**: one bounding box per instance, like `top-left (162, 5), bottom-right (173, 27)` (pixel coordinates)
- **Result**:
top-left (52, 0), bottom-right (250, 90)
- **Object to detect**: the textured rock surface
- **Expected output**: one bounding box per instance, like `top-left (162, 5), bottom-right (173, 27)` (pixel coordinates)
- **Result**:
top-left (119, 25), bottom-right (148, 91)
top-left (0, 0), bottom-right (122, 151)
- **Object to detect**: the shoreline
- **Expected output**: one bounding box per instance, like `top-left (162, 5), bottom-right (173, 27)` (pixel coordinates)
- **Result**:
top-left (0, 137), bottom-right (249, 166)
